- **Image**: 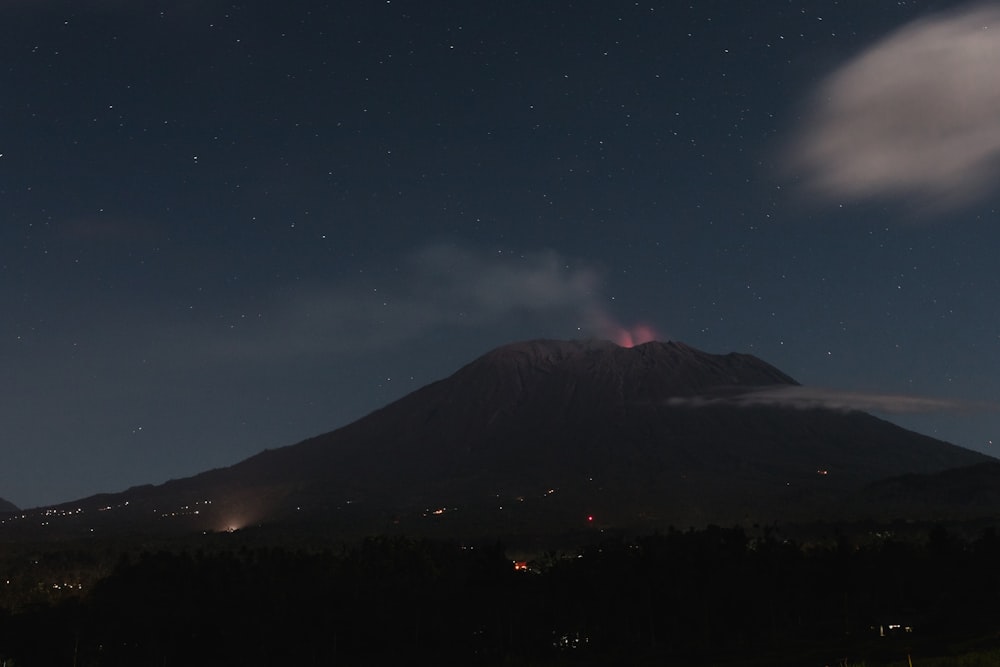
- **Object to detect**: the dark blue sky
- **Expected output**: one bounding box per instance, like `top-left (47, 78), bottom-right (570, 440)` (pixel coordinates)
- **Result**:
top-left (3, 0), bottom-right (999, 508)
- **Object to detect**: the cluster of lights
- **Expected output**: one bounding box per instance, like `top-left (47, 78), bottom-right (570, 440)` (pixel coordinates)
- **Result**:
top-left (42, 507), bottom-right (83, 517)
top-left (552, 631), bottom-right (590, 651)
top-left (0, 514), bottom-right (29, 526)
top-left (155, 499), bottom-right (213, 518)
top-left (1, 500), bottom-right (134, 529)
top-left (421, 506), bottom-right (456, 517)
top-left (97, 500), bottom-right (130, 512)
top-left (874, 623), bottom-right (914, 637)
top-left (49, 582), bottom-right (83, 591)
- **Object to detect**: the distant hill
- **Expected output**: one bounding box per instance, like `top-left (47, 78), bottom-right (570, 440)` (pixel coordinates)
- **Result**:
top-left (2, 339), bottom-right (994, 545)
top-left (859, 461), bottom-right (1000, 519)
top-left (0, 498), bottom-right (17, 514)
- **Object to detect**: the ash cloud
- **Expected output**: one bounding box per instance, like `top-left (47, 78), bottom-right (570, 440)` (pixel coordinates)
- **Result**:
top-left (668, 386), bottom-right (997, 415)
top-left (205, 243), bottom-right (614, 362)
top-left (786, 3), bottom-right (1000, 212)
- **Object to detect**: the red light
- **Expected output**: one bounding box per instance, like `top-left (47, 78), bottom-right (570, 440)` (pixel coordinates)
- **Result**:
top-left (587, 515), bottom-right (593, 522)
top-left (608, 322), bottom-right (658, 348)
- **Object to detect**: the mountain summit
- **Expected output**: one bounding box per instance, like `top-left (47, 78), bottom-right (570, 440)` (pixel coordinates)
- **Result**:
top-left (4, 339), bottom-right (993, 543)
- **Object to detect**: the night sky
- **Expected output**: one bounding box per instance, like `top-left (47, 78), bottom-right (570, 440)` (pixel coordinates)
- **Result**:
top-left (4, 1), bottom-right (1000, 509)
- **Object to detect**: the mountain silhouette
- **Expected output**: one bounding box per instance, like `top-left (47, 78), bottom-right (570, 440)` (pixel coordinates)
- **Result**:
top-left (2, 339), bottom-right (993, 543)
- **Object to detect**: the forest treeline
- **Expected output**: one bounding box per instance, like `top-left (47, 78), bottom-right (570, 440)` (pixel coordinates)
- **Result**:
top-left (2, 524), bottom-right (1000, 666)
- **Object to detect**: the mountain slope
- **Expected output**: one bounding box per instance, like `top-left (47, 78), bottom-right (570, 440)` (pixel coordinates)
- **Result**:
top-left (3, 339), bottom-right (993, 542)
top-left (860, 461), bottom-right (1000, 519)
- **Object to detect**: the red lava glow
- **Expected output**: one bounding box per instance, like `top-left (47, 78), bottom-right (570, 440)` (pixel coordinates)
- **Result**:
top-left (612, 323), bottom-right (659, 348)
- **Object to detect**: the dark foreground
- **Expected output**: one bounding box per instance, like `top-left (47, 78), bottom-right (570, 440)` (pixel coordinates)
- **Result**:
top-left (2, 524), bottom-right (1000, 666)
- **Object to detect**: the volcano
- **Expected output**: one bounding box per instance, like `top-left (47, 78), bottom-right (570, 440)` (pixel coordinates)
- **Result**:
top-left (3, 339), bottom-right (994, 544)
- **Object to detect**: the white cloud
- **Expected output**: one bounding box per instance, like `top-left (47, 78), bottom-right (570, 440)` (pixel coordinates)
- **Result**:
top-left (786, 3), bottom-right (1000, 212)
top-left (204, 243), bottom-right (609, 362)
top-left (668, 385), bottom-right (998, 415)
top-left (406, 244), bottom-right (600, 316)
